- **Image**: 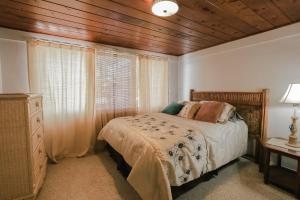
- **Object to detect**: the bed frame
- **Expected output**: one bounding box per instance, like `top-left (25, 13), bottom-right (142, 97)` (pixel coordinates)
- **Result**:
top-left (190, 89), bottom-right (269, 161)
top-left (107, 89), bottom-right (270, 199)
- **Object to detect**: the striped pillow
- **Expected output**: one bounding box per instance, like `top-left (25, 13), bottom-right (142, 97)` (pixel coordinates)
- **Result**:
top-left (177, 102), bottom-right (201, 119)
top-left (218, 102), bottom-right (236, 123)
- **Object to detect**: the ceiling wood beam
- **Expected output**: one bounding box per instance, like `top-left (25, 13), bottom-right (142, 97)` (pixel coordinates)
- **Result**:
top-left (10, 0), bottom-right (209, 49)
top-left (0, 0), bottom-right (298, 55)
top-left (0, 9), bottom-right (194, 54)
top-left (0, 18), bottom-right (187, 55)
top-left (110, 0), bottom-right (236, 41)
top-left (240, 0), bottom-right (291, 27)
top-left (46, 0), bottom-right (223, 44)
top-left (178, 0), bottom-right (259, 34)
top-left (1, 1), bottom-right (204, 50)
top-left (271, 0), bottom-right (300, 22)
top-left (206, 0), bottom-right (274, 30)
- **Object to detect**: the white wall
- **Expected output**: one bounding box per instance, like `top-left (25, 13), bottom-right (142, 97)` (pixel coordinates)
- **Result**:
top-left (0, 38), bottom-right (29, 93)
top-left (0, 27), bottom-right (178, 101)
top-left (179, 22), bottom-right (300, 169)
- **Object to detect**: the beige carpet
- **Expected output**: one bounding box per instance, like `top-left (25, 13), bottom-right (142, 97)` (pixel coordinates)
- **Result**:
top-left (37, 152), bottom-right (296, 200)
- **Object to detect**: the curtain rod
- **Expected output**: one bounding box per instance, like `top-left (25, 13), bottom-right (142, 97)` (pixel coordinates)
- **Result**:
top-left (31, 38), bottom-right (171, 60)
top-left (31, 38), bottom-right (90, 49)
top-left (97, 46), bottom-right (170, 60)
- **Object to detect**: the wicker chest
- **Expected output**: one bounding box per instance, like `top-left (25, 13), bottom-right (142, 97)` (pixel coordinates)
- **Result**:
top-left (0, 94), bottom-right (47, 200)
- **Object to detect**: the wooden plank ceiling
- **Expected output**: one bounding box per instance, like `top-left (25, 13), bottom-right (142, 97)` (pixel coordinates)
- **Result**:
top-left (0, 0), bottom-right (300, 55)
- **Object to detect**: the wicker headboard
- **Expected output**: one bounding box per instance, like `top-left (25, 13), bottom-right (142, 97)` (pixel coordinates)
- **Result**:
top-left (190, 89), bottom-right (269, 140)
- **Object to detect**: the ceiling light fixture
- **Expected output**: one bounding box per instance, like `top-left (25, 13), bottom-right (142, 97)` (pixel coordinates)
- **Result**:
top-left (152, 0), bottom-right (179, 17)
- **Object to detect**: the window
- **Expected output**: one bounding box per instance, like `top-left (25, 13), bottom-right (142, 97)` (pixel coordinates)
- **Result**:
top-left (138, 55), bottom-right (169, 113)
top-left (94, 49), bottom-right (169, 130)
top-left (28, 40), bottom-right (95, 161)
top-left (95, 49), bottom-right (137, 131)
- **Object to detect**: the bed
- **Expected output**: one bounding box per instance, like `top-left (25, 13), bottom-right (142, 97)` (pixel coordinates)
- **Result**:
top-left (97, 89), bottom-right (269, 200)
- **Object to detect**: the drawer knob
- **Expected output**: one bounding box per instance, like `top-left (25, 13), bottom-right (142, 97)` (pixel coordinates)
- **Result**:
top-left (39, 149), bottom-right (42, 154)
top-left (39, 164), bottom-right (43, 170)
top-left (37, 118), bottom-right (40, 123)
top-left (37, 134), bottom-right (41, 138)
top-left (35, 102), bottom-right (39, 107)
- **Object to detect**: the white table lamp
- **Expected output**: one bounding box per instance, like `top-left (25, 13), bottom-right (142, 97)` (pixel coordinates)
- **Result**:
top-left (281, 84), bottom-right (300, 147)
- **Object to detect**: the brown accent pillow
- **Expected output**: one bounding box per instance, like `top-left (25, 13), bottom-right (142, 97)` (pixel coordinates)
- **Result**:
top-left (194, 101), bottom-right (225, 123)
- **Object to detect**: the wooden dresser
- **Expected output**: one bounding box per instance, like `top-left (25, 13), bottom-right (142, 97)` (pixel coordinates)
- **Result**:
top-left (0, 94), bottom-right (47, 200)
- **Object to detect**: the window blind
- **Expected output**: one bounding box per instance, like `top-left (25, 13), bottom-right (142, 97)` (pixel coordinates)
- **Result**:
top-left (95, 48), bottom-right (138, 131)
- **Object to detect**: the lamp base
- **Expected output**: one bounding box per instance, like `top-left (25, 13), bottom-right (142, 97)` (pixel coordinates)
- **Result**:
top-left (286, 134), bottom-right (300, 148)
top-left (289, 134), bottom-right (298, 144)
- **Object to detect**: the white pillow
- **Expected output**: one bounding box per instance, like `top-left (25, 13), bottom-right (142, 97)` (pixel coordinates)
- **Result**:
top-left (218, 103), bottom-right (235, 123)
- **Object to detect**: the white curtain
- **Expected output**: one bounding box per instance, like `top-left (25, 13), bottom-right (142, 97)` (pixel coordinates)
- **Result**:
top-left (95, 48), bottom-right (138, 133)
top-left (28, 40), bottom-right (95, 162)
top-left (138, 55), bottom-right (169, 113)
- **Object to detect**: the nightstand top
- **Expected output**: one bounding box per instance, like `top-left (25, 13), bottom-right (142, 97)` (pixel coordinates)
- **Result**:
top-left (261, 137), bottom-right (300, 159)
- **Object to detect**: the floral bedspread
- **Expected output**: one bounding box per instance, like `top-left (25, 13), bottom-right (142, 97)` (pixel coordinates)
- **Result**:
top-left (98, 113), bottom-right (212, 200)
top-left (123, 114), bottom-right (208, 185)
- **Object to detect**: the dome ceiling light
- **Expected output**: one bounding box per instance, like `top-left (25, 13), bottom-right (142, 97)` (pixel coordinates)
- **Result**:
top-left (151, 0), bottom-right (179, 17)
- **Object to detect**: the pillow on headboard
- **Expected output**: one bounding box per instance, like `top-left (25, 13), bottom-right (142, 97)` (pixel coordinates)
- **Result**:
top-left (162, 102), bottom-right (184, 115)
top-left (218, 102), bottom-right (236, 123)
top-left (199, 101), bottom-right (235, 123)
top-left (195, 101), bottom-right (225, 123)
top-left (177, 102), bottom-right (201, 119)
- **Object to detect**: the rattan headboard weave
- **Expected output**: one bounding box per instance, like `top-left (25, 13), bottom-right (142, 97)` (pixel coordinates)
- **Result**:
top-left (190, 89), bottom-right (269, 140)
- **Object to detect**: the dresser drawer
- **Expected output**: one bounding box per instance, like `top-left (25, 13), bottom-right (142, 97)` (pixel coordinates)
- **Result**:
top-left (0, 94), bottom-right (46, 200)
top-left (33, 142), bottom-right (47, 182)
top-left (33, 158), bottom-right (47, 194)
top-left (30, 111), bottom-right (43, 134)
top-left (29, 97), bottom-right (42, 116)
top-left (32, 127), bottom-right (43, 153)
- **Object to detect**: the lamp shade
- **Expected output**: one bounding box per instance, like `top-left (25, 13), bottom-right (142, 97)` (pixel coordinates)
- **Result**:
top-left (152, 0), bottom-right (179, 17)
top-left (280, 84), bottom-right (300, 104)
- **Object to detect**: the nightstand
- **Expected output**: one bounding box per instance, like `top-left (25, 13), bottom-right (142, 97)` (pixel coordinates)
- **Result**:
top-left (261, 138), bottom-right (300, 198)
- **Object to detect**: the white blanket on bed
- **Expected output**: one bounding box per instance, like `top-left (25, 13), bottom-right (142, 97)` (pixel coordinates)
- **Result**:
top-left (98, 113), bottom-right (248, 200)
